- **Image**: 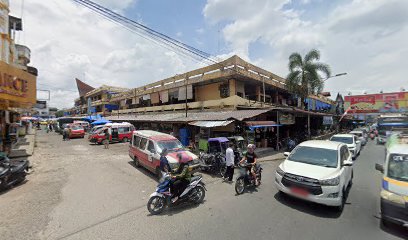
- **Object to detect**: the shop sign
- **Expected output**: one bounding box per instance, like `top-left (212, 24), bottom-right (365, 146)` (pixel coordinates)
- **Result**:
top-left (279, 113), bottom-right (295, 125)
top-left (0, 61), bottom-right (36, 105)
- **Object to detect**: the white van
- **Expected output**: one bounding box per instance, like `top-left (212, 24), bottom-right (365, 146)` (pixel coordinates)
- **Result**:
top-left (375, 136), bottom-right (408, 228)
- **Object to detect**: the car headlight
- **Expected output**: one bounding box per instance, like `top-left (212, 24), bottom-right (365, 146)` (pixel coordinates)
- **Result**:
top-left (381, 189), bottom-right (405, 205)
top-left (320, 176), bottom-right (340, 186)
top-left (276, 166), bottom-right (285, 176)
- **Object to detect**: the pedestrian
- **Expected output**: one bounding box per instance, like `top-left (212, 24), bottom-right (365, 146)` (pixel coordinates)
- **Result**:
top-left (63, 127), bottom-right (69, 141)
top-left (224, 142), bottom-right (235, 182)
top-left (104, 128), bottom-right (110, 149)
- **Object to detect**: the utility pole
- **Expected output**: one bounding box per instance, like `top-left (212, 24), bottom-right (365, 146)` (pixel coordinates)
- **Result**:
top-left (185, 76), bottom-right (188, 118)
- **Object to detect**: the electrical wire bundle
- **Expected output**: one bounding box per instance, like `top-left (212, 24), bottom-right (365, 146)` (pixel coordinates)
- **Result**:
top-left (71, 0), bottom-right (221, 65)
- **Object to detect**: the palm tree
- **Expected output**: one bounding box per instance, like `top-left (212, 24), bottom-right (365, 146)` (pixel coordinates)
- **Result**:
top-left (286, 49), bottom-right (331, 108)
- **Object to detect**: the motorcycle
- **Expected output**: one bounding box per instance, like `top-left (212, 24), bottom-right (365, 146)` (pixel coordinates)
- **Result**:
top-left (0, 153), bottom-right (30, 191)
top-left (147, 174), bottom-right (206, 215)
top-left (235, 163), bottom-right (263, 195)
top-left (199, 152), bottom-right (227, 177)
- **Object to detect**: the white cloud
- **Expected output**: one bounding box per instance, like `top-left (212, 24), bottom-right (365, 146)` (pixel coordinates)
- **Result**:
top-left (203, 0), bottom-right (408, 96)
top-left (9, 0), bottom-right (197, 109)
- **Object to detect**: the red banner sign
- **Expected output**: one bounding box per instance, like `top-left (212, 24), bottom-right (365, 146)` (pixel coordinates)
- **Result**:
top-left (349, 96), bottom-right (375, 105)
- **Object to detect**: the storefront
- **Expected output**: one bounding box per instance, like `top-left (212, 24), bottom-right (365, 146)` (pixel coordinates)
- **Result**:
top-left (0, 61), bottom-right (37, 153)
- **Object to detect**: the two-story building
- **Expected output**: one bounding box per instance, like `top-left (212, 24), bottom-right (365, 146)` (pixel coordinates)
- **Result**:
top-left (102, 55), bottom-right (336, 147)
top-left (0, 1), bottom-right (38, 152)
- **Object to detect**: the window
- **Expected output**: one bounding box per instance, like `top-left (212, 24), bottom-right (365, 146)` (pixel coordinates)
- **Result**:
top-left (118, 127), bottom-right (130, 134)
top-left (147, 141), bottom-right (156, 153)
top-left (288, 146), bottom-right (338, 168)
top-left (341, 146), bottom-right (349, 161)
top-left (139, 138), bottom-right (148, 150)
top-left (133, 136), bottom-right (141, 147)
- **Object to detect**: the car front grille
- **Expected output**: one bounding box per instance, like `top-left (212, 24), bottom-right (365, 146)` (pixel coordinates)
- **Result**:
top-left (282, 173), bottom-right (323, 195)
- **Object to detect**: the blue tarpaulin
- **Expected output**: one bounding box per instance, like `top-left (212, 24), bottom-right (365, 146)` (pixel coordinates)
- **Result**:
top-left (91, 119), bottom-right (111, 125)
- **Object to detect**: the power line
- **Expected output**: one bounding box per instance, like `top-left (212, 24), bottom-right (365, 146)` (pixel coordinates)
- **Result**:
top-left (70, 0), bottom-right (220, 65)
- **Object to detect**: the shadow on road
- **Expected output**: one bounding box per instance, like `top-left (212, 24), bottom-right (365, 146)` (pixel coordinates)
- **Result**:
top-left (147, 200), bottom-right (206, 217)
top-left (379, 220), bottom-right (408, 239)
top-left (274, 192), bottom-right (343, 219)
top-left (127, 161), bottom-right (160, 183)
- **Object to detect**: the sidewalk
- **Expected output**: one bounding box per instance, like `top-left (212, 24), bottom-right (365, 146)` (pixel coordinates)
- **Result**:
top-left (258, 152), bottom-right (285, 162)
top-left (8, 130), bottom-right (36, 159)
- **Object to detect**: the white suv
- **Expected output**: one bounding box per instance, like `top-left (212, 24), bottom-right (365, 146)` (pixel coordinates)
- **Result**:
top-left (275, 140), bottom-right (354, 212)
top-left (330, 134), bottom-right (362, 159)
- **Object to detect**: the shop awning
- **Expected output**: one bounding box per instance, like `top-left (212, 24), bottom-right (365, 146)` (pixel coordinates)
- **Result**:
top-left (246, 121), bottom-right (281, 127)
top-left (189, 120), bottom-right (234, 128)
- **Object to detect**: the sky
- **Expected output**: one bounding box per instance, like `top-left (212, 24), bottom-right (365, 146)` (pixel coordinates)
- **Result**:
top-left (9, 0), bottom-right (408, 109)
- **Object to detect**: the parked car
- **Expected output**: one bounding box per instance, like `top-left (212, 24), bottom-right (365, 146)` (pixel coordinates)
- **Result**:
top-left (73, 121), bottom-right (91, 132)
top-left (330, 134), bottom-right (361, 160)
top-left (69, 125), bottom-right (85, 139)
top-left (89, 122), bottom-right (135, 144)
top-left (375, 142), bottom-right (408, 228)
top-left (350, 130), bottom-right (367, 146)
top-left (129, 130), bottom-right (200, 178)
top-left (275, 140), bottom-right (354, 212)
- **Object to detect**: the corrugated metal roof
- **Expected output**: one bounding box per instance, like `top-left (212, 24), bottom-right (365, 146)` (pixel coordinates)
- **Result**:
top-left (189, 120), bottom-right (234, 128)
top-left (106, 109), bottom-right (271, 123)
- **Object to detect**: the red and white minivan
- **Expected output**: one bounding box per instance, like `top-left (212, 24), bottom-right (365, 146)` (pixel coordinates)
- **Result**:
top-left (129, 130), bottom-right (200, 176)
top-left (89, 122), bottom-right (135, 144)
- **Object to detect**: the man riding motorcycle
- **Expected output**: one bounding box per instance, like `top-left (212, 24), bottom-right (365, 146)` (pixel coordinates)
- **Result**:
top-left (170, 153), bottom-right (192, 203)
top-left (239, 144), bottom-right (259, 185)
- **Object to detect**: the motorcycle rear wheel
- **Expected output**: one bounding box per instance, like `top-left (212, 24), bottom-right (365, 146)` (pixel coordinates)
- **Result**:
top-left (219, 165), bottom-right (227, 178)
top-left (147, 196), bottom-right (166, 215)
top-left (235, 177), bottom-right (245, 195)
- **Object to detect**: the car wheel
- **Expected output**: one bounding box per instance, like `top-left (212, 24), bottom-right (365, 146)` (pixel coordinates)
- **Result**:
top-left (133, 156), bottom-right (140, 168)
top-left (156, 168), bottom-right (163, 180)
top-left (122, 137), bottom-right (128, 143)
top-left (336, 190), bottom-right (346, 212)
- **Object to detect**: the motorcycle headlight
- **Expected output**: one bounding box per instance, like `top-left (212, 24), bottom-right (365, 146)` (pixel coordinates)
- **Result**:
top-left (276, 166), bottom-right (285, 176)
top-left (169, 162), bottom-right (180, 170)
top-left (320, 176), bottom-right (340, 186)
top-left (381, 189), bottom-right (405, 205)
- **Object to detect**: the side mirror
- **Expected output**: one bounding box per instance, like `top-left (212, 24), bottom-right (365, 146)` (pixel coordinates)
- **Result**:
top-left (356, 141), bottom-right (361, 144)
top-left (375, 163), bottom-right (384, 173)
top-left (283, 152), bottom-right (290, 157)
top-left (343, 160), bottom-right (353, 167)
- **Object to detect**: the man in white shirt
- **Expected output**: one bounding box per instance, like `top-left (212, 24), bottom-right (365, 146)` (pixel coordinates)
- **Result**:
top-left (224, 142), bottom-right (235, 182)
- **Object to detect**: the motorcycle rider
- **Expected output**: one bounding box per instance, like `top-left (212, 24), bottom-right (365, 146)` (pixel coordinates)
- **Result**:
top-left (171, 153), bottom-right (192, 203)
top-left (239, 144), bottom-right (259, 186)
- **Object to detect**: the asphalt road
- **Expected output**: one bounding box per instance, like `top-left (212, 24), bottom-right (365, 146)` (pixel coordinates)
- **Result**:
top-left (0, 130), bottom-right (406, 240)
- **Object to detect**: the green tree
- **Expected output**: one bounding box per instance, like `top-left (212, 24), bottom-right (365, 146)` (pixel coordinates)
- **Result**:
top-left (286, 49), bottom-right (331, 107)
top-left (55, 110), bottom-right (64, 118)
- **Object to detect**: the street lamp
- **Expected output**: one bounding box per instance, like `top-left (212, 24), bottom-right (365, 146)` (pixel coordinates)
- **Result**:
top-left (306, 72), bottom-right (347, 140)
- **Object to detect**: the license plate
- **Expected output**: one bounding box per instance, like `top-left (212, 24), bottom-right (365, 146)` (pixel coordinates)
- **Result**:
top-left (291, 187), bottom-right (309, 196)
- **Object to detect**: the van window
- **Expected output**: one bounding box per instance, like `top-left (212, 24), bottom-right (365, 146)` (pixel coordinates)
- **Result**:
top-left (118, 127), bottom-right (130, 133)
top-left (133, 136), bottom-right (141, 147)
top-left (139, 138), bottom-right (148, 150)
top-left (147, 141), bottom-right (156, 153)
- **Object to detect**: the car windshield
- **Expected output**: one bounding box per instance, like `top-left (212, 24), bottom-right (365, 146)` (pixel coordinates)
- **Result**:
top-left (156, 140), bottom-right (184, 152)
top-left (288, 146), bottom-right (338, 168)
top-left (331, 136), bottom-right (353, 144)
top-left (388, 154), bottom-right (408, 182)
top-left (71, 126), bottom-right (82, 130)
